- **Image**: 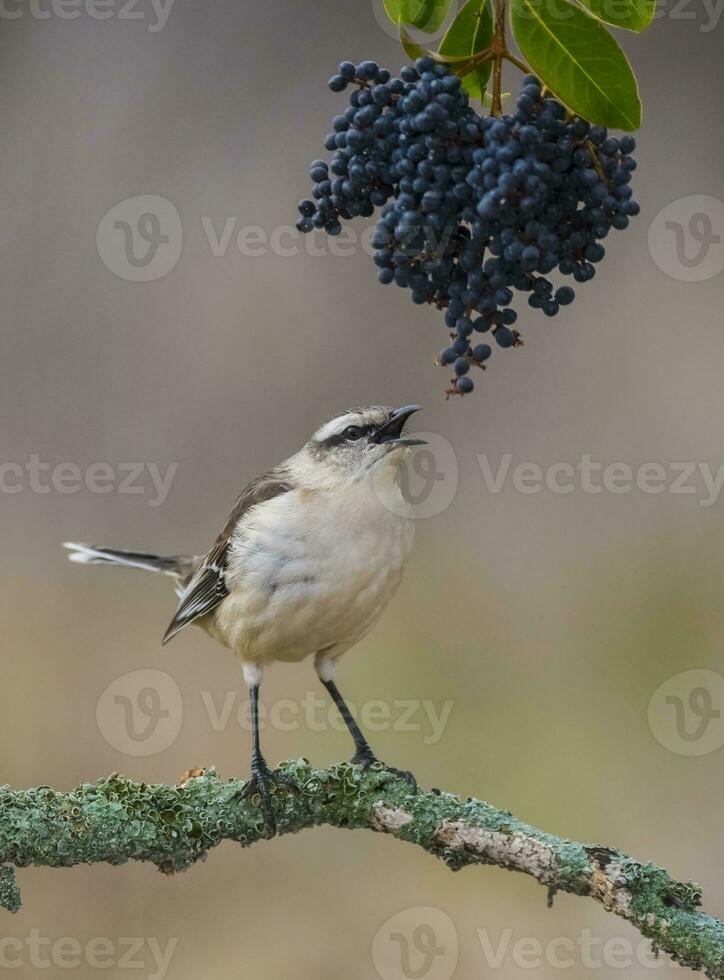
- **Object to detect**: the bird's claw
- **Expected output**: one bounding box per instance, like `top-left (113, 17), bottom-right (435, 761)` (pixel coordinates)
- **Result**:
top-left (238, 762), bottom-right (297, 836)
top-left (352, 751), bottom-right (417, 793)
top-left (383, 765), bottom-right (418, 792)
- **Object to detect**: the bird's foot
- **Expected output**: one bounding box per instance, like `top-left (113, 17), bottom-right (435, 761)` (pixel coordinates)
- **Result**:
top-left (238, 759), bottom-right (297, 836)
top-left (351, 749), bottom-right (418, 793)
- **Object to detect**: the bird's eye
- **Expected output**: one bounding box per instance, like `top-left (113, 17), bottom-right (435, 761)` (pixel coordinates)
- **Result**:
top-left (343, 425), bottom-right (364, 441)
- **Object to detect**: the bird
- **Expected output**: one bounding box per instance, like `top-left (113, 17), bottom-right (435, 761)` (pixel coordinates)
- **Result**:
top-left (64, 404), bottom-right (425, 832)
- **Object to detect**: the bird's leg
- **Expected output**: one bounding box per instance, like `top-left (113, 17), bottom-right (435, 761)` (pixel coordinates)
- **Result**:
top-left (316, 656), bottom-right (417, 792)
top-left (239, 667), bottom-right (294, 835)
top-left (240, 683), bottom-right (276, 834)
top-left (321, 677), bottom-right (377, 766)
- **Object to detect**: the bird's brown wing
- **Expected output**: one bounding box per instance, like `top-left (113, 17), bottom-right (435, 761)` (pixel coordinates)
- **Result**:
top-left (161, 469), bottom-right (293, 645)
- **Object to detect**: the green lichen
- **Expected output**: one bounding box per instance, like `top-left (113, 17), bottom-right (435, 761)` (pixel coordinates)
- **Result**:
top-left (0, 867), bottom-right (20, 913)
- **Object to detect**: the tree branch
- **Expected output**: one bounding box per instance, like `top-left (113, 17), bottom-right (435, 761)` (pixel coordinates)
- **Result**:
top-left (1, 761), bottom-right (722, 976)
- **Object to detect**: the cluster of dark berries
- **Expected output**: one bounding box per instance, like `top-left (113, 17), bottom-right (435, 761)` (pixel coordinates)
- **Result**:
top-left (297, 57), bottom-right (639, 394)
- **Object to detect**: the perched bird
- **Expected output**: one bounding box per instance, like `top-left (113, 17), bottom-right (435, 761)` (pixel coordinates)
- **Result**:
top-left (65, 405), bottom-right (425, 831)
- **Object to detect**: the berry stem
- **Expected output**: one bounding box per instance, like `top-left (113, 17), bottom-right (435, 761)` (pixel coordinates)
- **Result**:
top-left (501, 50), bottom-right (530, 74)
top-left (490, 0), bottom-right (506, 115)
top-left (585, 139), bottom-right (607, 180)
top-left (458, 0), bottom-right (531, 114)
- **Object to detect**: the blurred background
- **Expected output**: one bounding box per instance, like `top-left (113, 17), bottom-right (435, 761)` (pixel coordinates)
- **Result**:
top-left (0, 1), bottom-right (722, 977)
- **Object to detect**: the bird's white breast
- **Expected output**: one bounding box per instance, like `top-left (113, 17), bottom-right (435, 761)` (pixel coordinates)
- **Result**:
top-left (211, 473), bottom-right (414, 666)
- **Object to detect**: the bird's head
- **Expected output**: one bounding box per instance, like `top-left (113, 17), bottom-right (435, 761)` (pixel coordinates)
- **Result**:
top-left (296, 405), bottom-right (425, 489)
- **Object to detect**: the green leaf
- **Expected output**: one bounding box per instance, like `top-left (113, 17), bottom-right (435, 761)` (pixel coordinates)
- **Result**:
top-left (400, 24), bottom-right (428, 60)
top-left (412, 0), bottom-right (453, 32)
top-left (383, 0), bottom-right (401, 21)
top-left (439, 0), bottom-right (494, 99)
top-left (400, 26), bottom-right (485, 66)
top-left (576, 0), bottom-right (655, 31)
top-left (510, 0), bottom-right (642, 129)
top-left (385, 0), bottom-right (452, 32)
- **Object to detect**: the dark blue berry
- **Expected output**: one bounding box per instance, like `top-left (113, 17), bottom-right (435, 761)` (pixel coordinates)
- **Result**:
top-left (473, 344), bottom-right (492, 362)
top-left (494, 327), bottom-right (515, 348)
top-left (357, 60), bottom-right (379, 80)
top-left (555, 286), bottom-right (574, 305)
top-left (440, 347), bottom-right (457, 365)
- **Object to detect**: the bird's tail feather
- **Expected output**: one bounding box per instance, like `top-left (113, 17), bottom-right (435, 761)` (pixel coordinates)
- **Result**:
top-left (63, 542), bottom-right (194, 580)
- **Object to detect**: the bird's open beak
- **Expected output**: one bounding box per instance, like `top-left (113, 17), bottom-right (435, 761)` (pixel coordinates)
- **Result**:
top-left (371, 405), bottom-right (427, 446)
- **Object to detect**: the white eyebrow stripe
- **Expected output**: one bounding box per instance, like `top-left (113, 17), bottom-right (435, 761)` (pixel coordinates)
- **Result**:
top-left (314, 413), bottom-right (367, 442)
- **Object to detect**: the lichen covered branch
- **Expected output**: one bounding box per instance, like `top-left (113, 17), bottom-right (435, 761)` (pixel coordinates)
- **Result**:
top-left (1, 762), bottom-right (722, 977)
